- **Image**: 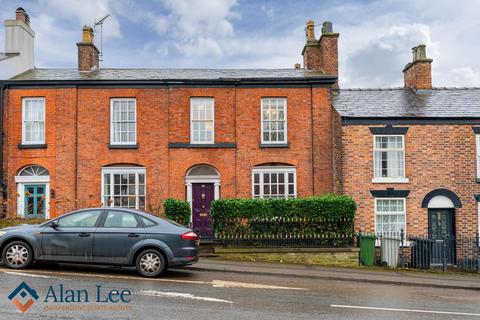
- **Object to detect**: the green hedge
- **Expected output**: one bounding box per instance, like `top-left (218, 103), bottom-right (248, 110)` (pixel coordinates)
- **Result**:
top-left (211, 194), bottom-right (356, 220)
top-left (211, 195), bottom-right (356, 238)
top-left (163, 198), bottom-right (190, 226)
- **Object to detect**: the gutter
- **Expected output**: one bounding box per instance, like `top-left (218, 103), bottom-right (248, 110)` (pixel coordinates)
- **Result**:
top-left (341, 116), bottom-right (480, 125)
top-left (1, 76), bottom-right (338, 88)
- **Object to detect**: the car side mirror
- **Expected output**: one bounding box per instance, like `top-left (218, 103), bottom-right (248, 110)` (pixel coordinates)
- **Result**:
top-left (49, 221), bottom-right (58, 229)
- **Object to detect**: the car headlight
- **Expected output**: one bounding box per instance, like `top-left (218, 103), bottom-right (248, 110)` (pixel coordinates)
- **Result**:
top-left (0, 231), bottom-right (6, 237)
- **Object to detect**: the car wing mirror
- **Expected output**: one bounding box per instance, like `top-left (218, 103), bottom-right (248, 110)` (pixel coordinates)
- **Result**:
top-left (49, 221), bottom-right (58, 229)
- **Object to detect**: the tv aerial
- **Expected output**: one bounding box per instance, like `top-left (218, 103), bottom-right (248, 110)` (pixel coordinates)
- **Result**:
top-left (93, 14), bottom-right (111, 61)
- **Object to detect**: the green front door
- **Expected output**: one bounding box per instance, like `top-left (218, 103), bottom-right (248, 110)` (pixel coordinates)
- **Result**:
top-left (24, 184), bottom-right (46, 218)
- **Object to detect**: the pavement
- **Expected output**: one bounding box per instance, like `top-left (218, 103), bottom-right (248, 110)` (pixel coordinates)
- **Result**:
top-left (0, 263), bottom-right (479, 320)
top-left (186, 258), bottom-right (480, 291)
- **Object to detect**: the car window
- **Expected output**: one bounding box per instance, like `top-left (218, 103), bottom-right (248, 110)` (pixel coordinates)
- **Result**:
top-left (140, 216), bottom-right (157, 227)
top-left (104, 211), bottom-right (140, 228)
top-left (57, 210), bottom-right (102, 228)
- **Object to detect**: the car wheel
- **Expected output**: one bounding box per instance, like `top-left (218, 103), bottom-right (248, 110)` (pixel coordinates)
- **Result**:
top-left (2, 241), bottom-right (34, 269)
top-left (135, 249), bottom-right (166, 277)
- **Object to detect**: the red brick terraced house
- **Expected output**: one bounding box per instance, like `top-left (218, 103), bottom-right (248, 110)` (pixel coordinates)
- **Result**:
top-left (2, 8), bottom-right (480, 250)
top-left (0, 11), bottom-right (342, 238)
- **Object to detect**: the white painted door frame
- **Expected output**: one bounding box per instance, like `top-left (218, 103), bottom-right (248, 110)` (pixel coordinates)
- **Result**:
top-left (185, 175), bottom-right (220, 224)
top-left (15, 175), bottom-right (51, 219)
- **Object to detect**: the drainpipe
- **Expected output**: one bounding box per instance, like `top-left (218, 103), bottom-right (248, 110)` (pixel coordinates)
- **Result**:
top-left (0, 83), bottom-right (5, 204)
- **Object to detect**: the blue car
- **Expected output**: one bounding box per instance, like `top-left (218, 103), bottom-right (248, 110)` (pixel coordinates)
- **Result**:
top-left (0, 208), bottom-right (199, 277)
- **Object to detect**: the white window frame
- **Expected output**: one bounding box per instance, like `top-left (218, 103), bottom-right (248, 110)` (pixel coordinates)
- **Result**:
top-left (476, 135), bottom-right (480, 180)
top-left (101, 167), bottom-right (146, 210)
top-left (22, 97), bottom-right (46, 145)
top-left (190, 97), bottom-right (215, 144)
top-left (372, 135), bottom-right (409, 183)
top-left (374, 198), bottom-right (407, 236)
top-left (260, 97), bottom-right (288, 144)
top-left (110, 98), bottom-right (137, 145)
top-left (251, 166), bottom-right (296, 199)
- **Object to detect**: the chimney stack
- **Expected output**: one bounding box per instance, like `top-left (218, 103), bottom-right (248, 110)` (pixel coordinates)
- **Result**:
top-left (76, 25), bottom-right (99, 72)
top-left (403, 44), bottom-right (433, 90)
top-left (301, 20), bottom-right (339, 88)
top-left (1, 8), bottom-right (35, 79)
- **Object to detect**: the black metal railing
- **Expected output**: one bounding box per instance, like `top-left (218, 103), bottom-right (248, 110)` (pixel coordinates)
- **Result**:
top-left (359, 230), bottom-right (480, 272)
top-left (214, 217), bottom-right (355, 248)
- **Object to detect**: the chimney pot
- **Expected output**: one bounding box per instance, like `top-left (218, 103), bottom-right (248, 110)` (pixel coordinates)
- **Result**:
top-left (15, 7), bottom-right (30, 26)
top-left (321, 21), bottom-right (333, 34)
top-left (82, 25), bottom-right (95, 44)
top-left (305, 20), bottom-right (315, 41)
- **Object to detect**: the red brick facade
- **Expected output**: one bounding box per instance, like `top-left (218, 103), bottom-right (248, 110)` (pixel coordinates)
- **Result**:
top-left (2, 86), bottom-right (337, 218)
top-left (341, 124), bottom-right (480, 237)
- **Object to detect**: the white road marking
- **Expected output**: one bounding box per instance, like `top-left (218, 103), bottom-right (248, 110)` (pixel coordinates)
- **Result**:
top-left (0, 268), bottom-right (307, 291)
top-left (331, 304), bottom-right (480, 317)
top-left (138, 290), bottom-right (233, 304)
top-left (211, 280), bottom-right (307, 291)
top-left (4, 271), bottom-right (63, 279)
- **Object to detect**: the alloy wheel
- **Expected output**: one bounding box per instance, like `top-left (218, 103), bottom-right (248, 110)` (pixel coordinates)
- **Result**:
top-left (5, 244), bottom-right (29, 266)
top-left (139, 252), bottom-right (161, 274)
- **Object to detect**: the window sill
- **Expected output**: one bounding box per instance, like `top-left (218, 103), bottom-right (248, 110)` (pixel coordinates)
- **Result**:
top-left (18, 143), bottom-right (47, 149)
top-left (372, 178), bottom-right (409, 184)
top-left (259, 143), bottom-right (289, 148)
top-left (108, 144), bottom-right (138, 149)
top-left (169, 142), bottom-right (236, 148)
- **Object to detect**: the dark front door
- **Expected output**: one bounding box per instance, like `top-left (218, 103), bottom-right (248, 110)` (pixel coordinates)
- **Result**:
top-left (429, 209), bottom-right (455, 265)
top-left (192, 183), bottom-right (214, 237)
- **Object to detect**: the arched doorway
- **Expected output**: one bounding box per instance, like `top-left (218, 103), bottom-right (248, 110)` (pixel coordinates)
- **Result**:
top-left (422, 189), bottom-right (461, 265)
top-left (185, 165), bottom-right (220, 238)
top-left (15, 165), bottom-right (50, 219)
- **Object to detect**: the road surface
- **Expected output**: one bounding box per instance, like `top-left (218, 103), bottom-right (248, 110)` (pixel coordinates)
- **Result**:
top-left (0, 263), bottom-right (478, 319)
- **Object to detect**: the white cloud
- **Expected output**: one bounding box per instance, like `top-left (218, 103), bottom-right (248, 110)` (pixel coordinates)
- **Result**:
top-left (38, 0), bottom-right (122, 39)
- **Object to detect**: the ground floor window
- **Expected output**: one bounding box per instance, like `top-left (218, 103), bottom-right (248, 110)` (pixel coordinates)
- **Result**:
top-left (102, 167), bottom-right (146, 210)
top-left (374, 198), bottom-right (406, 235)
top-left (252, 166), bottom-right (296, 199)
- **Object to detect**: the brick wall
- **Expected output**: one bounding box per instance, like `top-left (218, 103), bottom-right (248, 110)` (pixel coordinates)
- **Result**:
top-left (342, 124), bottom-right (480, 237)
top-left (3, 86), bottom-right (336, 218)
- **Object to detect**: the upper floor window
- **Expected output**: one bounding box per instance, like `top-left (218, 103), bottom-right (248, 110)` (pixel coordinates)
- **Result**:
top-left (110, 98), bottom-right (136, 145)
top-left (261, 98), bottom-right (287, 144)
top-left (190, 97), bottom-right (214, 144)
top-left (22, 97), bottom-right (45, 144)
top-left (252, 165), bottom-right (296, 199)
top-left (373, 135), bottom-right (406, 182)
top-left (102, 167), bottom-right (146, 210)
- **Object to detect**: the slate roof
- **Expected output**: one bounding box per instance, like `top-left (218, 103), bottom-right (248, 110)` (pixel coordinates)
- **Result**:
top-left (333, 88), bottom-right (480, 118)
top-left (9, 68), bottom-right (327, 81)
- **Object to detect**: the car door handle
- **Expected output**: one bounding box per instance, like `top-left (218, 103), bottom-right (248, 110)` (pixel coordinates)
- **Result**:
top-left (78, 233), bottom-right (90, 237)
top-left (128, 233), bottom-right (139, 237)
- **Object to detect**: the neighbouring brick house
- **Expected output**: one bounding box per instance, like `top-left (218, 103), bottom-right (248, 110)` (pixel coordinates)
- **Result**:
top-left (334, 45), bottom-right (480, 246)
top-left (0, 11), bottom-right (341, 238)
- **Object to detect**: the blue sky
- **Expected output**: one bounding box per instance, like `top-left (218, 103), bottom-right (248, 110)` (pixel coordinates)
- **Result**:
top-left (1, 0), bottom-right (479, 87)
